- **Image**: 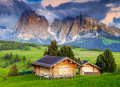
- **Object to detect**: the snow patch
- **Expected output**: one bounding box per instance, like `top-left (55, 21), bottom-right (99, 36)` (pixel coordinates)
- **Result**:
top-left (47, 27), bottom-right (57, 40)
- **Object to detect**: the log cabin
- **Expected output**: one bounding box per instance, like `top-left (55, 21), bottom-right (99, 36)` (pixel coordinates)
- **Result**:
top-left (79, 60), bottom-right (100, 75)
top-left (31, 55), bottom-right (80, 78)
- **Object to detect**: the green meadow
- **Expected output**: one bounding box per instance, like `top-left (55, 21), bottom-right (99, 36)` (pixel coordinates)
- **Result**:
top-left (0, 46), bottom-right (120, 87)
top-left (0, 72), bottom-right (120, 87)
top-left (100, 37), bottom-right (120, 45)
top-left (0, 46), bottom-right (120, 71)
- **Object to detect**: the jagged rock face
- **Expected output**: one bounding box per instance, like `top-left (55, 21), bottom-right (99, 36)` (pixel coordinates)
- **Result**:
top-left (50, 19), bottom-right (62, 34)
top-left (16, 10), bottom-right (51, 40)
top-left (51, 12), bottom-right (120, 43)
top-left (59, 17), bottom-right (74, 42)
top-left (15, 10), bottom-right (120, 44)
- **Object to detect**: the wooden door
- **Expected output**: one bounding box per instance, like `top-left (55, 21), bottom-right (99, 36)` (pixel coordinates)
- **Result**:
top-left (64, 66), bottom-right (68, 76)
top-left (59, 66), bottom-right (68, 77)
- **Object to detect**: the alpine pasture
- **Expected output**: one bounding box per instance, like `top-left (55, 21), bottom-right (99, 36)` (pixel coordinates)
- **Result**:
top-left (0, 46), bottom-right (120, 87)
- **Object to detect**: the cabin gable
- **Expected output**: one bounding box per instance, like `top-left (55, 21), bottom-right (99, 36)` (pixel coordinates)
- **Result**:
top-left (50, 59), bottom-right (77, 78)
top-left (79, 62), bottom-right (100, 75)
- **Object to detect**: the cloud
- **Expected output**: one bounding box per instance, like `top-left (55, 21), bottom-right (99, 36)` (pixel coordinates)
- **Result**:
top-left (45, 1), bottom-right (111, 21)
top-left (73, 0), bottom-right (98, 3)
top-left (0, 14), bottom-right (18, 30)
top-left (0, 0), bottom-right (120, 31)
top-left (41, 0), bottom-right (98, 7)
top-left (101, 5), bottom-right (120, 28)
top-left (0, 0), bottom-right (32, 30)
top-left (36, 8), bottom-right (59, 23)
top-left (41, 0), bottom-right (71, 7)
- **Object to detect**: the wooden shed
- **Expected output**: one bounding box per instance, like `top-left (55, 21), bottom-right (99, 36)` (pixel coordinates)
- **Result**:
top-left (79, 60), bottom-right (100, 75)
top-left (31, 55), bottom-right (80, 78)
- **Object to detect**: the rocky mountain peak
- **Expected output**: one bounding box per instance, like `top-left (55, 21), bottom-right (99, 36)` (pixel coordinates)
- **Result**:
top-left (15, 10), bottom-right (120, 44)
top-left (15, 10), bottom-right (52, 40)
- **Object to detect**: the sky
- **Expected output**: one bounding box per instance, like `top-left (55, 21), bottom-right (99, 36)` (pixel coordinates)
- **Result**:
top-left (0, 0), bottom-right (120, 31)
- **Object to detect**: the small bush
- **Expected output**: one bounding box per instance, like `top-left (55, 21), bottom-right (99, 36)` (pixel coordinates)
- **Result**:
top-left (8, 64), bottom-right (19, 76)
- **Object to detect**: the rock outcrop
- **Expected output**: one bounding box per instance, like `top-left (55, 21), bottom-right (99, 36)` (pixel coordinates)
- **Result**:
top-left (15, 10), bottom-right (120, 44)
top-left (16, 10), bottom-right (52, 40)
top-left (49, 12), bottom-right (120, 43)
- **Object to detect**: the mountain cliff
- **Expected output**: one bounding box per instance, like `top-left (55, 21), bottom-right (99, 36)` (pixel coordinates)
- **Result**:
top-left (50, 12), bottom-right (120, 43)
top-left (15, 10), bottom-right (52, 41)
top-left (15, 10), bottom-right (120, 51)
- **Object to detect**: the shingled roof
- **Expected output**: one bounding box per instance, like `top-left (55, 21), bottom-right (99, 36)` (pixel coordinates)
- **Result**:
top-left (32, 55), bottom-right (76, 67)
top-left (80, 60), bottom-right (100, 69)
top-left (80, 60), bottom-right (88, 65)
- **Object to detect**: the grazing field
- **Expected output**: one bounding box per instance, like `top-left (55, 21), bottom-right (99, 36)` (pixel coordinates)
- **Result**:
top-left (0, 46), bottom-right (120, 71)
top-left (72, 48), bottom-right (120, 69)
top-left (0, 72), bottom-right (120, 87)
top-left (0, 46), bottom-right (120, 87)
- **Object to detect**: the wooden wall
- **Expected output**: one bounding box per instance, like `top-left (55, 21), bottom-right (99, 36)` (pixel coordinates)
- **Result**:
top-left (33, 66), bottom-right (50, 75)
top-left (79, 64), bottom-right (100, 75)
top-left (50, 60), bottom-right (77, 78)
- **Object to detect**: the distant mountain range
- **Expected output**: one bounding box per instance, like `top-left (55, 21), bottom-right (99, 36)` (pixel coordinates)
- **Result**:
top-left (2, 10), bottom-right (120, 51)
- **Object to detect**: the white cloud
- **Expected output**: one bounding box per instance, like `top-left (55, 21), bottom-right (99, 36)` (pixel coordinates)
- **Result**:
top-left (0, 14), bottom-right (18, 30)
top-left (41, 0), bottom-right (71, 7)
top-left (101, 4), bottom-right (120, 28)
top-left (37, 9), bottom-right (59, 23)
top-left (73, 0), bottom-right (97, 3)
top-left (41, 0), bottom-right (97, 7)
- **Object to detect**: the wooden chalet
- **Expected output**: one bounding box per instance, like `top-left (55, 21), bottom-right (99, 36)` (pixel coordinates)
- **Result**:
top-left (31, 55), bottom-right (80, 78)
top-left (79, 60), bottom-right (100, 75)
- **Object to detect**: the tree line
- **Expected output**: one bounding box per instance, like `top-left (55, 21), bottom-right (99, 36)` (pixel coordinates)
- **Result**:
top-left (70, 45), bottom-right (103, 51)
top-left (0, 40), bottom-right (40, 51)
top-left (3, 53), bottom-right (27, 68)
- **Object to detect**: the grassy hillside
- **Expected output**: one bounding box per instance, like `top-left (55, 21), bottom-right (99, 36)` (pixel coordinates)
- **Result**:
top-left (0, 71), bottom-right (120, 87)
top-left (0, 46), bottom-right (46, 71)
top-left (0, 44), bottom-right (120, 87)
top-left (100, 37), bottom-right (120, 45)
top-left (0, 46), bottom-right (120, 71)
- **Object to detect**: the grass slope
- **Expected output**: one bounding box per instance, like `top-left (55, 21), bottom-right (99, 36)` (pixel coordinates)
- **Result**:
top-left (101, 37), bottom-right (120, 45)
top-left (0, 46), bottom-right (120, 87)
top-left (0, 46), bottom-right (46, 71)
top-left (72, 48), bottom-right (120, 69)
top-left (0, 46), bottom-right (120, 71)
top-left (0, 73), bottom-right (120, 87)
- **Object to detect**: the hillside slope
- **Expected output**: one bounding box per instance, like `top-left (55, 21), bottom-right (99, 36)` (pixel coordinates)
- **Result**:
top-left (0, 72), bottom-right (120, 87)
top-left (0, 46), bottom-right (120, 71)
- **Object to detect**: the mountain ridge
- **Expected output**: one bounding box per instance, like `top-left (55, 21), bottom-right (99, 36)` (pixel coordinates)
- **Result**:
top-left (14, 10), bottom-right (120, 51)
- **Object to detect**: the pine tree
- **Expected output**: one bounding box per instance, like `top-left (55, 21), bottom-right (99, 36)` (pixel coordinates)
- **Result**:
top-left (96, 54), bottom-right (106, 73)
top-left (44, 48), bottom-right (48, 56)
top-left (10, 60), bottom-right (13, 65)
top-left (58, 45), bottom-right (75, 60)
top-left (5, 62), bottom-right (8, 67)
top-left (15, 54), bottom-right (20, 62)
top-left (8, 64), bottom-right (19, 76)
top-left (23, 56), bottom-right (26, 63)
top-left (4, 53), bottom-right (9, 60)
top-left (10, 53), bottom-right (12, 59)
top-left (44, 40), bottom-right (58, 56)
top-left (103, 49), bottom-right (116, 73)
top-left (96, 49), bottom-right (116, 73)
